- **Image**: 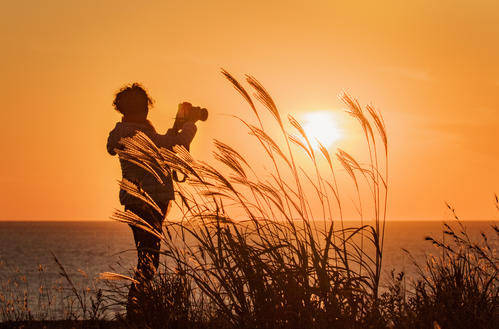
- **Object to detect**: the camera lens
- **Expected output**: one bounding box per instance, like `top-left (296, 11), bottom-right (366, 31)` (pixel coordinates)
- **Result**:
top-left (199, 108), bottom-right (208, 121)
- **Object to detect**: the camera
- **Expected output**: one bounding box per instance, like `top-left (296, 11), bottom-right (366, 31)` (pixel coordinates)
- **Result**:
top-left (178, 102), bottom-right (208, 123)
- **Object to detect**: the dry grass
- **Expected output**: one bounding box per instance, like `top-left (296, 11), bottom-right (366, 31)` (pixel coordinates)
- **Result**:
top-left (0, 259), bottom-right (105, 323)
top-left (1, 72), bottom-right (496, 329)
top-left (108, 70), bottom-right (389, 328)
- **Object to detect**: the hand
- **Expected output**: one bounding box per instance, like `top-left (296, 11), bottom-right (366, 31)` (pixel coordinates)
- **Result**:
top-left (173, 102), bottom-right (191, 131)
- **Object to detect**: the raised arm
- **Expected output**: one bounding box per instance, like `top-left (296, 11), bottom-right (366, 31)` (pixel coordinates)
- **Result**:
top-left (156, 121), bottom-right (197, 150)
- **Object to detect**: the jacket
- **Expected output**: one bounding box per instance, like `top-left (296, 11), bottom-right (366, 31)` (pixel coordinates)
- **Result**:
top-left (107, 120), bottom-right (197, 210)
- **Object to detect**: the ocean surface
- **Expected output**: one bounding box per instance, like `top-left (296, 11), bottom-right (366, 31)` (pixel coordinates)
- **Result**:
top-left (0, 220), bottom-right (496, 318)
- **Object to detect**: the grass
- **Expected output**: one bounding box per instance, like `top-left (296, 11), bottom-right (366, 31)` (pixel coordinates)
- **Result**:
top-left (0, 255), bottom-right (107, 324)
top-left (108, 70), bottom-right (389, 328)
top-left (1, 71), bottom-right (497, 328)
top-left (393, 206), bottom-right (498, 329)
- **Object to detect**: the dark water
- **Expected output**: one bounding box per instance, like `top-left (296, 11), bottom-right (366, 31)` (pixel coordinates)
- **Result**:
top-left (0, 220), bottom-right (496, 317)
top-left (0, 221), bottom-right (136, 283)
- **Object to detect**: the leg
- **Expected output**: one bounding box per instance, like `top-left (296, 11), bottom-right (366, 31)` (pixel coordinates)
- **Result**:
top-left (125, 204), bottom-right (164, 321)
top-left (132, 224), bottom-right (161, 282)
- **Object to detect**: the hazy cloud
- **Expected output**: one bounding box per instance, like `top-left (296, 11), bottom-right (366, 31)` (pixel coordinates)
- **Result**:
top-left (379, 66), bottom-right (432, 82)
top-left (427, 110), bottom-right (499, 157)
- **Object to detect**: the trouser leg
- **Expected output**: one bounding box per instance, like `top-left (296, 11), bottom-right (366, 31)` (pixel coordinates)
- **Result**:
top-left (125, 204), bottom-right (164, 320)
top-left (132, 224), bottom-right (161, 281)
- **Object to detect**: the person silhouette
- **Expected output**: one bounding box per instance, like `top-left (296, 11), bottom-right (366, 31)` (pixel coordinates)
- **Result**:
top-left (106, 83), bottom-right (197, 321)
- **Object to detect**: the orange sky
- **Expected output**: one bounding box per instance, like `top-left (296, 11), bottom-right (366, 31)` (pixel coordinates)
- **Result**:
top-left (0, 0), bottom-right (498, 221)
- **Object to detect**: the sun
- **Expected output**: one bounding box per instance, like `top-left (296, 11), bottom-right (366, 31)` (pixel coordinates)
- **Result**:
top-left (301, 111), bottom-right (342, 149)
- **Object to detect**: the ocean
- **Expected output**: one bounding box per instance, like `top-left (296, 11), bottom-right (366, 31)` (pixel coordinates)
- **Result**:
top-left (0, 220), bottom-right (496, 318)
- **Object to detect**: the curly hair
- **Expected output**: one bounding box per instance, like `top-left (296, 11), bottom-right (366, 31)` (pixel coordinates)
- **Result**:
top-left (113, 83), bottom-right (154, 115)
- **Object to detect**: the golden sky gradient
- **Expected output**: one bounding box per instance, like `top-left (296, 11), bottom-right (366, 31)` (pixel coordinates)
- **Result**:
top-left (0, 0), bottom-right (497, 221)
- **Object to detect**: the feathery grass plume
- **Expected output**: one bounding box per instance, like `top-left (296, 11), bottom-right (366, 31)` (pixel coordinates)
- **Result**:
top-left (245, 74), bottom-right (307, 214)
top-left (99, 272), bottom-right (139, 285)
top-left (366, 104), bottom-right (387, 154)
top-left (340, 92), bottom-right (389, 298)
top-left (289, 133), bottom-right (313, 160)
top-left (111, 209), bottom-right (163, 240)
top-left (288, 114), bottom-right (314, 159)
top-left (221, 69), bottom-right (261, 126)
top-left (118, 179), bottom-right (163, 215)
top-left (247, 124), bottom-right (292, 169)
top-left (246, 75), bottom-right (281, 128)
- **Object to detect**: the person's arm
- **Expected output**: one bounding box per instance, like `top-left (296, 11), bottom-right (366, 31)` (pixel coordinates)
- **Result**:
top-left (157, 121), bottom-right (197, 150)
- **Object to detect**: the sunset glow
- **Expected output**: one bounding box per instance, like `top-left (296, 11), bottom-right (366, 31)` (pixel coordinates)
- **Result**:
top-left (302, 111), bottom-right (342, 149)
top-left (0, 0), bottom-right (497, 221)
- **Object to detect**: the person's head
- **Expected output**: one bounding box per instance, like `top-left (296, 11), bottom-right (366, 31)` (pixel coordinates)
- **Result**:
top-left (113, 83), bottom-right (153, 120)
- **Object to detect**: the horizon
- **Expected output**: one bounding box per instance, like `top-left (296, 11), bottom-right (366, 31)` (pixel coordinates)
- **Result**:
top-left (0, 218), bottom-right (496, 223)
